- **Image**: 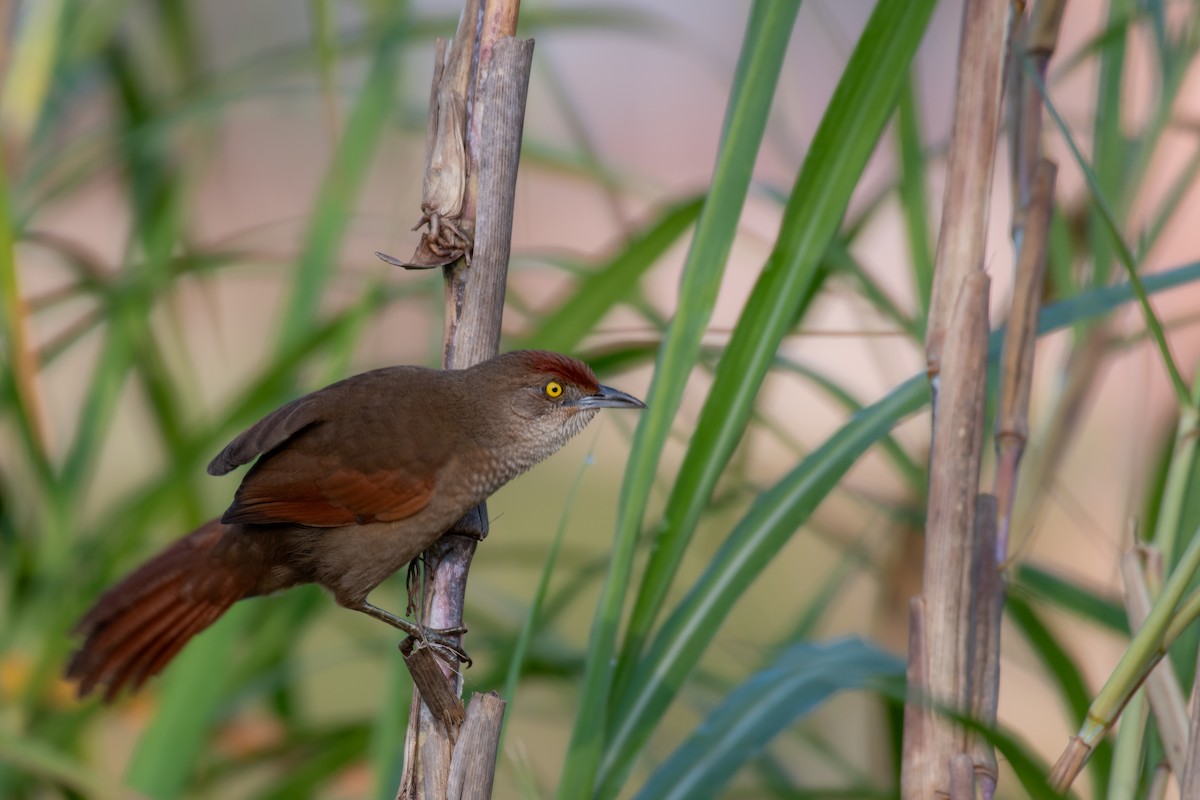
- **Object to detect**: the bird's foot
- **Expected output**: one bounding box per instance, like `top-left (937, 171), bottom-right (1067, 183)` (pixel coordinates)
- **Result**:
top-left (404, 626), bottom-right (472, 668)
top-left (356, 601), bottom-right (472, 667)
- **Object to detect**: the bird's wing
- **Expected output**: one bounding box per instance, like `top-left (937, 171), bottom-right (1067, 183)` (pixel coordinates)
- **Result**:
top-left (207, 394), bottom-right (323, 476)
top-left (210, 370), bottom-right (447, 528)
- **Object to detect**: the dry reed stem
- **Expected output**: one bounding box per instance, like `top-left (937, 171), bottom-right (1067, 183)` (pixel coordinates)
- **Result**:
top-left (447, 36), bottom-right (535, 370)
top-left (923, 0), bottom-right (1008, 378)
top-left (975, 57), bottom-right (1057, 800)
top-left (397, 1), bottom-right (529, 797)
top-left (1049, 737), bottom-right (1090, 791)
top-left (398, 0), bottom-right (480, 269)
top-left (1013, 325), bottom-right (1110, 529)
top-left (1121, 550), bottom-right (1188, 779)
top-left (921, 273), bottom-right (988, 796)
top-left (1181, 645), bottom-right (1200, 794)
top-left (900, 598), bottom-right (932, 798)
top-left (968, 494), bottom-right (1000, 798)
top-left (995, 160), bottom-right (1056, 560)
top-left (402, 635), bottom-right (468, 734)
top-left (447, 693), bottom-right (506, 800)
top-left (909, 1), bottom-right (1009, 793)
top-left (1007, 0), bottom-right (1064, 237)
top-left (1028, 0), bottom-right (1067, 55)
top-left (914, 270), bottom-right (991, 798)
top-left (949, 753), bottom-right (977, 800)
top-left (981, 159), bottom-right (1055, 798)
top-left (1005, 9), bottom-right (1032, 235)
top-left (401, 531), bottom-right (477, 799)
top-left (1005, 0), bottom-right (1094, 567)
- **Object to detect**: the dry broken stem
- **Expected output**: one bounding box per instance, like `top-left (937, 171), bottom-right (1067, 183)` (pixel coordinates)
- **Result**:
top-left (381, 0), bottom-right (481, 271)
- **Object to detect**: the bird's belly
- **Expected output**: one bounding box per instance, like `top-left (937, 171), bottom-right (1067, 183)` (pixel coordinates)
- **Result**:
top-left (301, 488), bottom-right (489, 604)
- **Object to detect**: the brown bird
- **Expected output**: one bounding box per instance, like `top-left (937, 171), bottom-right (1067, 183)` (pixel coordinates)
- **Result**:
top-left (66, 350), bottom-right (644, 700)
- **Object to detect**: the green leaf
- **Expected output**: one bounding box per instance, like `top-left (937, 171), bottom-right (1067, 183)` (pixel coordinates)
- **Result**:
top-left (599, 258), bottom-right (1200, 794)
top-left (1006, 595), bottom-right (1112, 796)
top-left (501, 454), bottom-right (594, 735)
top-left (126, 604), bottom-right (252, 798)
top-left (895, 74), bottom-right (934, 321)
top-left (599, 373), bottom-right (928, 795)
top-left (369, 660), bottom-right (412, 800)
top-left (275, 27), bottom-right (402, 351)
top-left (633, 639), bottom-right (903, 800)
top-left (558, 2), bottom-right (803, 795)
top-left (610, 0), bottom-right (937, 736)
top-left (1013, 564), bottom-right (1128, 635)
top-left (1030, 54), bottom-right (1191, 409)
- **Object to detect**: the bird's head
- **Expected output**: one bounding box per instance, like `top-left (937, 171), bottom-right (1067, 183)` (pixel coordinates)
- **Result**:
top-left (470, 350), bottom-right (645, 458)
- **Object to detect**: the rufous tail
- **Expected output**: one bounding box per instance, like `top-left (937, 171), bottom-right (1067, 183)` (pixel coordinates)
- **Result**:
top-left (67, 519), bottom-right (248, 701)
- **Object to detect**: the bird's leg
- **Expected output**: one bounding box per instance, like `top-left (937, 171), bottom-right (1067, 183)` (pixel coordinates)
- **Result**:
top-left (354, 600), bottom-right (471, 666)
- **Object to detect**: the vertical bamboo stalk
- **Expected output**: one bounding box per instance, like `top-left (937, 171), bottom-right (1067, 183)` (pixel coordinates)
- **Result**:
top-left (923, 0), bottom-right (1008, 379)
top-left (911, 271), bottom-right (991, 798)
top-left (395, 1), bottom-right (533, 797)
top-left (968, 494), bottom-right (1001, 796)
top-left (900, 598), bottom-right (931, 799)
top-left (903, 0), bottom-right (1009, 795)
top-left (994, 160), bottom-right (1055, 558)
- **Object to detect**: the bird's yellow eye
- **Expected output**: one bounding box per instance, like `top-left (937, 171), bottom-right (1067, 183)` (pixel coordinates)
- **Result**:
top-left (545, 381), bottom-right (563, 398)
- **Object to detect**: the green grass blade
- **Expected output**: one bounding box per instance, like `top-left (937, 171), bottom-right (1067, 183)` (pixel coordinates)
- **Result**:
top-left (599, 373), bottom-right (929, 795)
top-left (1007, 595), bottom-right (1112, 796)
top-left (0, 0), bottom-right (66, 143)
top-left (154, 0), bottom-right (203, 84)
top-left (501, 453), bottom-right (592, 724)
top-left (1084, 0), bottom-right (1130, 289)
top-left (0, 154), bottom-right (54, 493)
top-left (558, 2), bottom-right (802, 795)
top-left (1013, 564), bottom-right (1128, 635)
top-left (895, 73), bottom-right (934, 321)
top-left (598, 258), bottom-right (1200, 794)
top-left (1031, 59), bottom-right (1191, 408)
top-left (612, 0), bottom-right (936, 716)
top-left (309, 0), bottom-right (342, 135)
top-left (126, 603), bottom-right (253, 798)
top-left (632, 639), bottom-right (903, 800)
top-left (370, 660), bottom-right (412, 800)
top-left (276, 29), bottom-right (401, 351)
top-left (1035, 259), bottom-right (1200, 334)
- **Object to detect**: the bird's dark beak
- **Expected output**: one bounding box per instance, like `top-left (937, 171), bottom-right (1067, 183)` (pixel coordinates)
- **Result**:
top-left (574, 384), bottom-right (646, 410)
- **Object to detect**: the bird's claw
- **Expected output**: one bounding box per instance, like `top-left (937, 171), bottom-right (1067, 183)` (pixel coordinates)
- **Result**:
top-left (404, 625), bottom-right (472, 668)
